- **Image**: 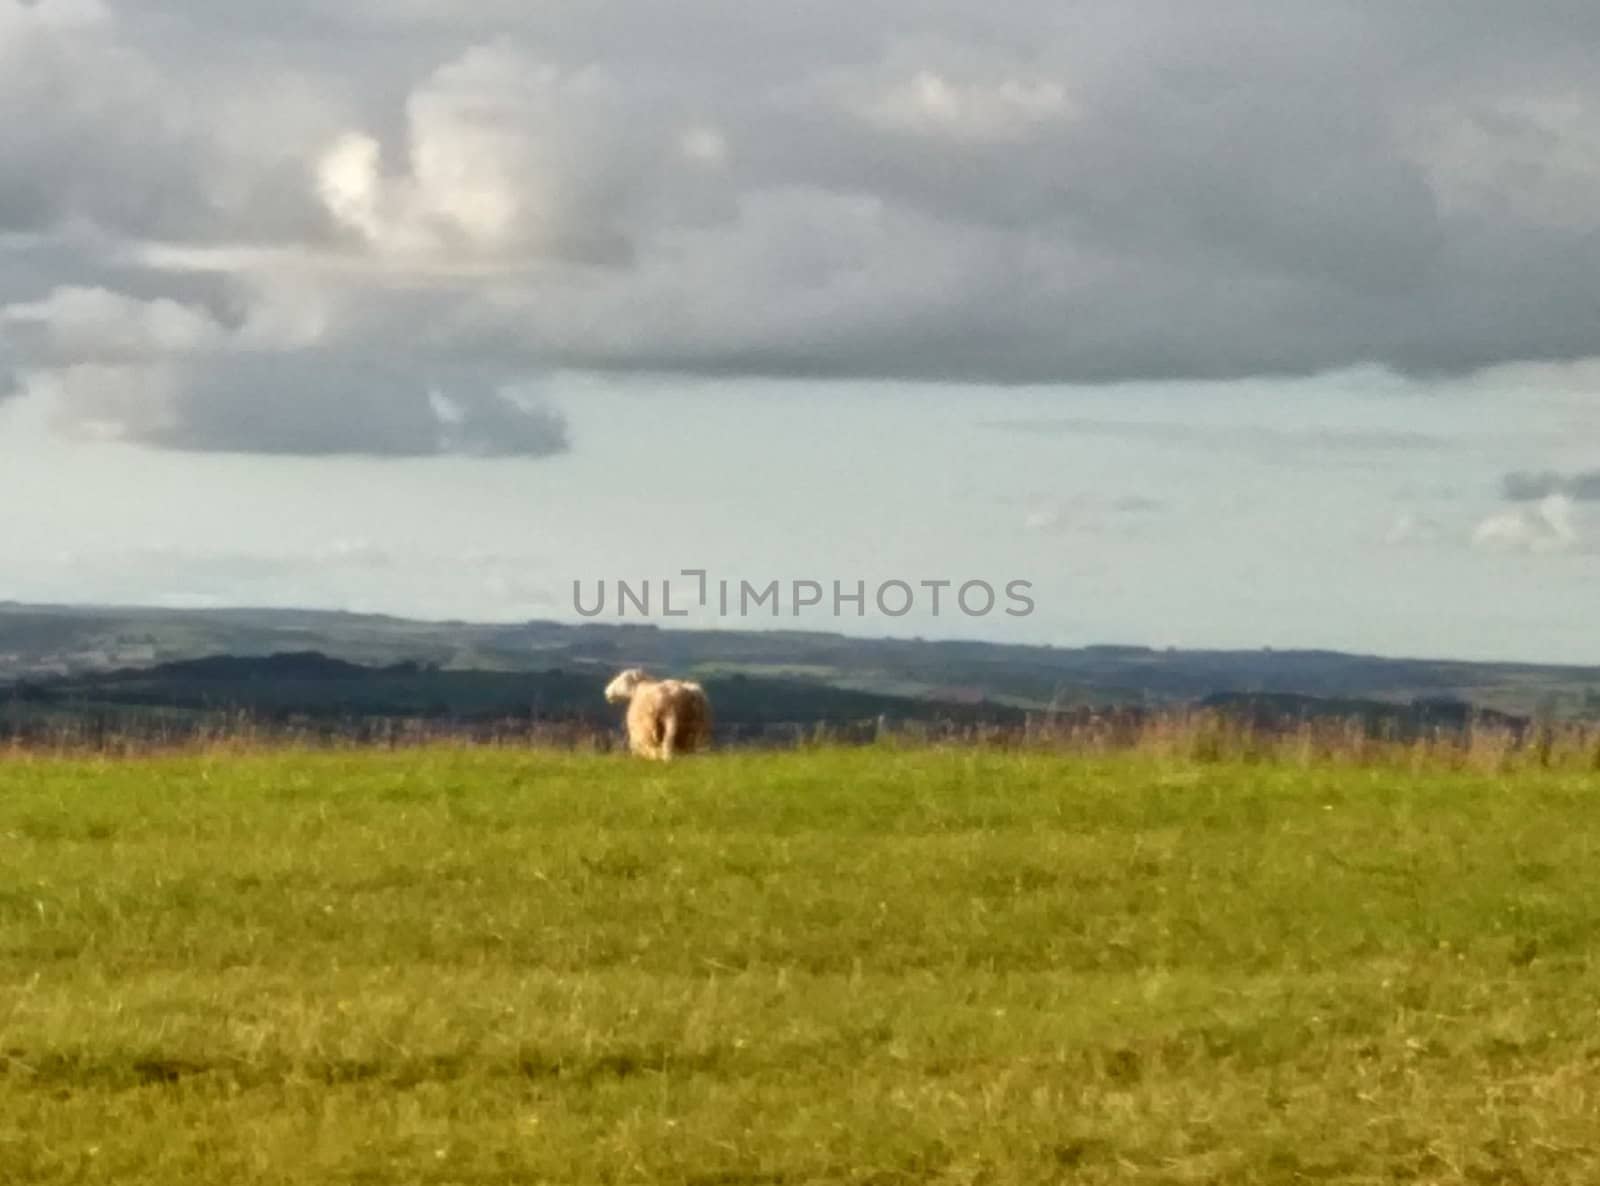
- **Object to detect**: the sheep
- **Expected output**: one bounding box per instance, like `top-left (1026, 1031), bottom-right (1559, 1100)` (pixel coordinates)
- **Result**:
top-left (604, 668), bottom-right (713, 760)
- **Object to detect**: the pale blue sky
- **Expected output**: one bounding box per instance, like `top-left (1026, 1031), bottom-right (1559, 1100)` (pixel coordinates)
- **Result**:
top-left (4, 366), bottom-right (1598, 664)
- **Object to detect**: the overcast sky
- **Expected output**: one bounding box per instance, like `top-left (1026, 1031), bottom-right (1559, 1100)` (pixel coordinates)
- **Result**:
top-left (2, 0), bottom-right (1599, 662)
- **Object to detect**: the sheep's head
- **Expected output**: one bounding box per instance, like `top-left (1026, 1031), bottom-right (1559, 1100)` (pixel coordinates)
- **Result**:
top-left (605, 668), bottom-right (650, 703)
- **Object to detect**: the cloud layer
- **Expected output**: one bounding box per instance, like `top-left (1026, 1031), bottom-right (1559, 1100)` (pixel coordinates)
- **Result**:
top-left (1503, 469), bottom-right (1600, 503)
top-left (1474, 494), bottom-right (1585, 554)
top-left (5, 0), bottom-right (1600, 453)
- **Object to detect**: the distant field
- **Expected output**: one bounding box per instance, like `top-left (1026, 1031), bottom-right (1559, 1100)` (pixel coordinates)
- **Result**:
top-left (3, 747), bottom-right (1599, 1183)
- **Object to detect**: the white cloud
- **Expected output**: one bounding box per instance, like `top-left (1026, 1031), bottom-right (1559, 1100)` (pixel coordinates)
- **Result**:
top-left (2, 286), bottom-right (225, 360)
top-left (316, 133), bottom-right (395, 248)
top-left (1384, 511), bottom-right (1444, 547)
top-left (29, 362), bottom-right (184, 443)
top-left (1023, 493), bottom-right (1164, 535)
top-left (1472, 494), bottom-right (1582, 554)
top-left (679, 125), bottom-right (728, 166)
top-left (859, 70), bottom-right (1073, 142)
top-left (1408, 92), bottom-right (1600, 231)
top-left (313, 42), bottom-right (689, 266)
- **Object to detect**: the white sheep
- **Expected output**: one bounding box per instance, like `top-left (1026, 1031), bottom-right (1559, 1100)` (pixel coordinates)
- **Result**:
top-left (604, 668), bottom-right (713, 760)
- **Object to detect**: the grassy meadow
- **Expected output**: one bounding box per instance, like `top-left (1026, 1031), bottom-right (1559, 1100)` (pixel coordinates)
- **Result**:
top-left (2, 744), bottom-right (1599, 1183)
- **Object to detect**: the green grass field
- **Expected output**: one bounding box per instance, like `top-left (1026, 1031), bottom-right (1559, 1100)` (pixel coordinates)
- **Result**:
top-left (3, 746), bottom-right (1599, 1183)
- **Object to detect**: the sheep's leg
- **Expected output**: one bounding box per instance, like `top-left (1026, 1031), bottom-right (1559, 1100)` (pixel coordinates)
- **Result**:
top-left (628, 722), bottom-right (655, 759)
top-left (659, 711), bottom-right (679, 761)
top-left (626, 700), bottom-right (659, 759)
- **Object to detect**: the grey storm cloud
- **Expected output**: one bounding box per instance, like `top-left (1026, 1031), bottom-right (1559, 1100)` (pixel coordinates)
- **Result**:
top-left (1503, 469), bottom-right (1600, 502)
top-left (141, 359), bottom-right (570, 459)
top-left (5, 0), bottom-right (1600, 454)
top-left (27, 348), bottom-right (569, 458)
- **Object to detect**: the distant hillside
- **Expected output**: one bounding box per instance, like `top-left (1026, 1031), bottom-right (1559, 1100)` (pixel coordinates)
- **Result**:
top-left (2, 651), bottom-right (1026, 746)
top-left (3, 650), bottom-right (1558, 753)
top-left (4, 601), bottom-right (1600, 720)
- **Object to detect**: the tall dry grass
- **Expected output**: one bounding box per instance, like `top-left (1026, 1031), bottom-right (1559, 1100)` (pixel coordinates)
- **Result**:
top-left (1016, 706), bottom-right (1600, 773)
top-left (6, 703), bottom-right (1598, 772)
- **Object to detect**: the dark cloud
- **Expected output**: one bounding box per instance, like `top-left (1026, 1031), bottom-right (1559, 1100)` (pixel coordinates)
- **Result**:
top-left (1503, 469), bottom-right (1600, 503)
top-left (1111, 495), bottom-right (1164, 513)
top-left (150, 359), bottom-right (568, 458)
top-left (6, 0), bottom-right (1600, 454)
top-left (36, 352), bottom-right (570, 458)
top-left (0, 5), bottom-right (332, 245)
